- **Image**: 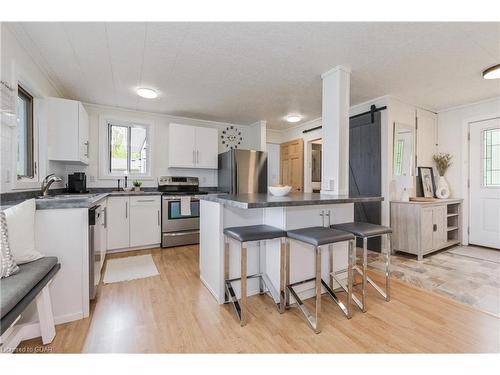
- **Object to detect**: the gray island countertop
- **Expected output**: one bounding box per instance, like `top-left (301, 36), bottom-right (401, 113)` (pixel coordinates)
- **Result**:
top-left (199, 192), bottom-right (383, 209)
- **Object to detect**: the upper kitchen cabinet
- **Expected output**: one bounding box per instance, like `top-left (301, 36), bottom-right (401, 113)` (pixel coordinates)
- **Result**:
top-left (168, 123), bottom-right (218, 169)
top-left (47, 97), bottom-right (89, 164)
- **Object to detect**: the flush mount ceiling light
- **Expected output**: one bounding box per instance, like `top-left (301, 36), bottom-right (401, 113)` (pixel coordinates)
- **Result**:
top-left (286, 114), bottom-right (302, 123)
top-left (482, 64), bottom-right (500, 80)
top-left (136, 88), bottom-right (158, 99)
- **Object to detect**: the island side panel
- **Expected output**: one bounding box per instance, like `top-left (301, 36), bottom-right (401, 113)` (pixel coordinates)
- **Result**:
top-left (264, 203), bottom-right (353, 301)
top-left (199, 200), bottom-right (224, 302)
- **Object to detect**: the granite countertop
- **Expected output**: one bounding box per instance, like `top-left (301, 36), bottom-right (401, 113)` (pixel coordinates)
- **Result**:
top-left (199, 192), bottom-right (384, 209)
top-left (1, 191), bottom-right (164, 210)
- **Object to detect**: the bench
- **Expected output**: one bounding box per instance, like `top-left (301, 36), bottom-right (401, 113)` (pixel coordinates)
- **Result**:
top-left (1, 256), bottom-right (60, 351)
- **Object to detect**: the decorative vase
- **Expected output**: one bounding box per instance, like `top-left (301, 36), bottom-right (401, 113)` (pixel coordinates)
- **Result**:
top-left (134, 186), bottom-right (140, 192)
top-left (435, 175), bottom-right (450, 199)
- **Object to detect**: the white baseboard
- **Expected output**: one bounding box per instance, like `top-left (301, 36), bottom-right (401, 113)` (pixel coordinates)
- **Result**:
top-left (106, 244), bottom-right (161, 254)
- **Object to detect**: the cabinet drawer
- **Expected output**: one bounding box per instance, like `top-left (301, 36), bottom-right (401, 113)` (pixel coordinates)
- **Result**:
top-left (129, 196), bottom-right (160, 206)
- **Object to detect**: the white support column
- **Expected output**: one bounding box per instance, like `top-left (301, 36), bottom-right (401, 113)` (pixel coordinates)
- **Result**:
top-left (251, 120), bottom-right (267, 151)
top-left (320, 66), bottom-right (351, 195)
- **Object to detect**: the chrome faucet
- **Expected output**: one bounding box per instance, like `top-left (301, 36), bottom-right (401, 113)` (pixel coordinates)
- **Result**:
top-left (41, 174), bottom-right (62, 196)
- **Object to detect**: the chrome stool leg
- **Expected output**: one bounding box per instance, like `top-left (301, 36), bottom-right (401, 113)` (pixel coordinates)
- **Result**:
top-left (362, 237), bottom-right (368, 312)
top-left (285, 238), bottom-right (291, 309)
top-left (240, 243), bottom-right (247, 326)
top-left (224, 235), bottom-right (230, 303)
top-left (279, 237), bottom-right (287, 313)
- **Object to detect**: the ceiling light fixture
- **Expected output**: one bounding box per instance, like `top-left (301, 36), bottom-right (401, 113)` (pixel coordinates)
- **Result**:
top-left (482, 64), bottom-right (500, 80)
top-left (286, 115), bottom-right (302, 123)
top-left (136, 88), bottom-right (158, 99)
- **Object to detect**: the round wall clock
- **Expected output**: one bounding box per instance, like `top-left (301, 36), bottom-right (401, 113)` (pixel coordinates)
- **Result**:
top-left (220, 125), bottom-right (243, 149)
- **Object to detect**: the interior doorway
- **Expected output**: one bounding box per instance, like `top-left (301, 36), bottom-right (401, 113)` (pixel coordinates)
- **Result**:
top-left (469, 117), bottom-right (500, 249)
top-left (310, 139), bottom-right (322, 193)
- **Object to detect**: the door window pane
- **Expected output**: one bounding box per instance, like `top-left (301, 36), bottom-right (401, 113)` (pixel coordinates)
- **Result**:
top-left (483, 128), bottom-right (500, 187)
top-left (17, 85), bottom-right (34, 178)
top-left (110, 125), bottom-right (128, 172)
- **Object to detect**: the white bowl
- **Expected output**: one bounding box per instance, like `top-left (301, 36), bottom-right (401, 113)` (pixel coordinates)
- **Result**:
top-left (268, 185), bottom-right (292, 196)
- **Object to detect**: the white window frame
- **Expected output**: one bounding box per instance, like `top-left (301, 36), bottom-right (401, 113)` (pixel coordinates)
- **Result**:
top-left (12, 77), bottom-right (40, 190)
top-left (98, 116), bottom-right (154, 180)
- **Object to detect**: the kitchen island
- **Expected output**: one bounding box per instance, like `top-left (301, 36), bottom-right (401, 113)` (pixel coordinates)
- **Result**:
top-left (199, 193), bottom-right (383, 304)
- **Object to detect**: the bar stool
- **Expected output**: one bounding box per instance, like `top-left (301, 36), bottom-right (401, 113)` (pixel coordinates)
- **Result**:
top-left (331, 222), bottom-right (392, 312)
top-left (285, 226), bottom-right (356, 334)
top-left (223, 224), bottom-right (287, 327)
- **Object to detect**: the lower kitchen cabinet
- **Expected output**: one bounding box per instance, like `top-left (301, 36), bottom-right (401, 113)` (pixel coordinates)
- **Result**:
top-left (129, 196), bottom-right (161, 247)
top-left (106, 195), bottom-right (161, 251)
top-left (106, 197), bottom-right (130, 250)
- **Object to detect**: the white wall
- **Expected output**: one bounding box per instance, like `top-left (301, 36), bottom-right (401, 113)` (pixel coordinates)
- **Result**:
top-left (1, 23), bottom-right (64, 194)
top-left (437, 96), bottom-right (500, 243)
top-left (61, 103), bottom-right (262, 188)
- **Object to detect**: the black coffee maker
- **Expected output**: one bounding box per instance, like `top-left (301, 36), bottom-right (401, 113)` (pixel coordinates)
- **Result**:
top-left (68, 172), bottom-right (88, 194)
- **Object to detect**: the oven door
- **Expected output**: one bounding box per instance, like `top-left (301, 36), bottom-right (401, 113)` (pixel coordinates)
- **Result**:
top-left (162, 197), bottom-right (200, 232)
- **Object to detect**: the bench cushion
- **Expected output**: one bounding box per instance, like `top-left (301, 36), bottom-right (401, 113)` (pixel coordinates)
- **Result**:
top-left (1, 257), bottom-right (59, 335)
top-left (331, 222), bottom-right (392, 238)
top-left (287, 226), bottom-right (355, 246)
top-left (224, 225), bottom-right (286, 243)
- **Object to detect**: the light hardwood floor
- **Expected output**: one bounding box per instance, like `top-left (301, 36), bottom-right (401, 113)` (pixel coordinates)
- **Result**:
top-left (18, 245), bottom-right (500, 353)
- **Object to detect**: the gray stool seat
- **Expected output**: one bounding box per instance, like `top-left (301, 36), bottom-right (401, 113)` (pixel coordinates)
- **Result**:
top-left (224, 224), bottom-right (286, 243)
top-left (287, 226), bottom-right (354, 246)
top-left (331, 222), bottom-right (392, 237)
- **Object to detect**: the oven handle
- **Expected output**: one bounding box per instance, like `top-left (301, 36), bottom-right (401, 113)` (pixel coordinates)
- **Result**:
top-left (162, 230), bottom-right (199, 236)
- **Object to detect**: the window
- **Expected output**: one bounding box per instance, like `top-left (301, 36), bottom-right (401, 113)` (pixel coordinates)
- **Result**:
top-left (483, 128), bottom-right (500, 187)
top-left (108, 122), bottom-right (149, 175)
top-left (17, 85), bottom-right (34, 179)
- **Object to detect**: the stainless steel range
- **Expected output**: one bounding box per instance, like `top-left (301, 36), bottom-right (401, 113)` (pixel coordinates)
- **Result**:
top-left (159, 176), bottom-right (206, 248)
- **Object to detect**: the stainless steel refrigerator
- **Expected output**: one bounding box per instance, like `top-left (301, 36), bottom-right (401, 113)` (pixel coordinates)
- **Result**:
top-left (218, 149), bottom-right (267, 194)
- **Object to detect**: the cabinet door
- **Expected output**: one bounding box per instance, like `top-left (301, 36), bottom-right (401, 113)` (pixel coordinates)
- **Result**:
top-left (420, 207), bottom-right (434, 253)
top-left (169, 123), bottom-right (196, 167)
top-left (129, 196), bottom-right (161, 247)
top-left (47, 98), bottom-right (79, 162)
top-left (432, 205), bottom-right (447, 249)
top-left (195, 126), bottom-right (218, 168)
top-left (78, 103), bottom-right (89, 164)
top-left (106, 197), bottom-right (130, 250)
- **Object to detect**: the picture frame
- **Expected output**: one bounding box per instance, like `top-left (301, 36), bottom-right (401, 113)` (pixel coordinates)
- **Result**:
top-left (418, 166), bottom-right (436, 198)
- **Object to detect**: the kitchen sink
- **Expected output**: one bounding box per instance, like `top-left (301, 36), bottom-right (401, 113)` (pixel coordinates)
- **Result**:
top-left (36, 193), bottom-right (101, 200)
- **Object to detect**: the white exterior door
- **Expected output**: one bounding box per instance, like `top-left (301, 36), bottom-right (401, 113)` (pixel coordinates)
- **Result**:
top-left (469, 118), bottom-right (500, 249)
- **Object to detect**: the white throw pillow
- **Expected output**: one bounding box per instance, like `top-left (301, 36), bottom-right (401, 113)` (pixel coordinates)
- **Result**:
top-left (4, 199), bottom-right (43, 264)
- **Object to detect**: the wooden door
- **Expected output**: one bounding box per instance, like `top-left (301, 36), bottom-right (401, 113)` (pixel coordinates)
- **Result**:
top-left (280, 139), bottom-right (304, 191)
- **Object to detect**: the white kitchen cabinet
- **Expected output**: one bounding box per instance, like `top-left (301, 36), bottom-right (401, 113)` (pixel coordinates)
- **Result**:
top-left (168, 123), bottom-right (218, 169)
top-left (106, 197), bottom-right (130, 250)
top-left (129, 196), bottom-right (161, 247)
top-left (47, 97), bottom-right (89, 164)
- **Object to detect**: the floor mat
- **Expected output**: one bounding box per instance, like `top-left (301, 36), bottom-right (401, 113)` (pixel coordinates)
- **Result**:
top-left (103, 254), bottom-right (159, 284)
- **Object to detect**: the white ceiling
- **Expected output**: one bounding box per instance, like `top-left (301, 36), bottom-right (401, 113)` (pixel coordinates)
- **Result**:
top-left (8, 22), bottom-right (500, 129)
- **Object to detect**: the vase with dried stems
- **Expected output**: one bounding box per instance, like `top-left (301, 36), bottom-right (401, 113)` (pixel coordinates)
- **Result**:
top-left (433, 153), bottom-right (453, 199)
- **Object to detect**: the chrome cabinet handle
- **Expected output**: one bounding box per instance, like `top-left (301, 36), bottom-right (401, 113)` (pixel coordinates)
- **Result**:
top-left (157, 209), bottom-right (160, 226)
top-left (193, 150), bottom-right (196, 165)
top-left (103, 207), bottom-right (107, 228)
top-left (196, 150), bottom-right (199, 164)
top-left (320, 210), bottom-right (325, 227)
top-left (137, 199), bottom-right (155, 202)
top-left (125, 201), bottom-right (128, 219)
top-left (84, 141), bottom-right (89, 157)
top-left (326, 210), bottom-right (331, 227)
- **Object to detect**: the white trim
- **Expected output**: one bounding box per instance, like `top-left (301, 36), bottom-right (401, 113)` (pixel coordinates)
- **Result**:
top-left (12, 76), bottom-right (41, 190)
top-left (98, 115), bottom-right (154, 180)
top-left (84, 101), bottom-right (253, 128)
top-left (321, 65), bottom-right (352, 78)
top-left (461, 111), bottom-right (500, 245)
top-left (438, 96), bottom-right (500, 114)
